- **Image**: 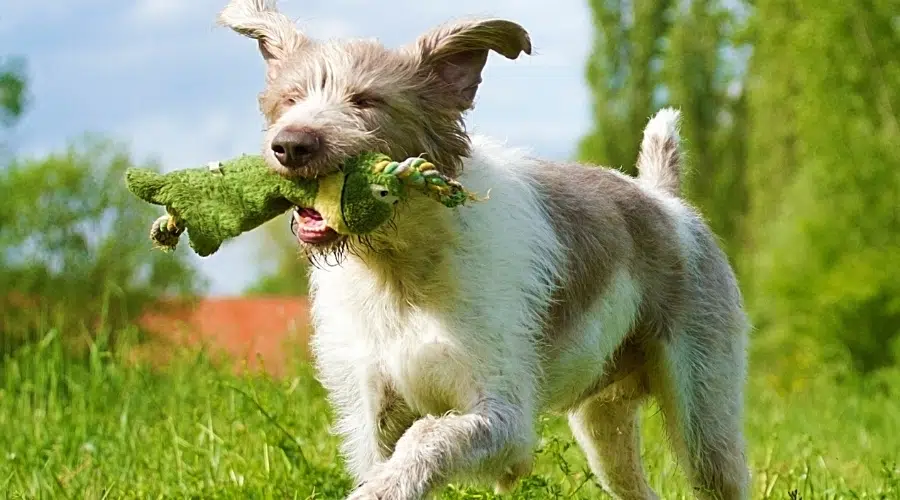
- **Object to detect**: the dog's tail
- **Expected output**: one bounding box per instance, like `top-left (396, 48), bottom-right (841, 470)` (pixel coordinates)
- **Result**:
top-left (636, 107), bottom-right (683, 197)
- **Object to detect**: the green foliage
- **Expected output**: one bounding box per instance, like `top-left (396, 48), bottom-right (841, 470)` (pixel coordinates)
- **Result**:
top-left (578, 0), bottom-right (675, 174)
top-left (743, 0), bottom-right (900, 374)
top-left (663, 0), bottom-right (750, 258)
top-left (2, 335), bottom-right (899, 498)
top-left (0, 138), bottom-right (204, 352)
top-left (578, 0), bottom-right (749, 258)
top-left (0, 56), bottom-right (27, 126)
top-left (581, 0), bottom-right (900, 375)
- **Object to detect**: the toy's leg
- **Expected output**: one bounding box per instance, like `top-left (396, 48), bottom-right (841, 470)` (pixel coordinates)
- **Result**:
top-left (150, 214), bottom-right (184, 251)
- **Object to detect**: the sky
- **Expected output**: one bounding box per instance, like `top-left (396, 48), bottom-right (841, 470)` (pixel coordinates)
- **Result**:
top-left (2, 0), bottom-right (594, 296)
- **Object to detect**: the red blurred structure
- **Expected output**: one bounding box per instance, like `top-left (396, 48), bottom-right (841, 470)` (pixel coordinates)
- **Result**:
top-left (137, 296), bottom-right (311, 375)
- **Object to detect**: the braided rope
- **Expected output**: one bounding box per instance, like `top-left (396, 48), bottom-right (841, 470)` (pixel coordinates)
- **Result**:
top-left (370, 157), bottom-right (483, 207)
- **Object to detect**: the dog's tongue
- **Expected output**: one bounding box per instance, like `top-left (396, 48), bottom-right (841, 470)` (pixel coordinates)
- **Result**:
top-left (292, 208), bottom-right (339, 244)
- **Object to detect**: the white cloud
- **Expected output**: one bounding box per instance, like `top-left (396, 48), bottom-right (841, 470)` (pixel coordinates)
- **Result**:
top-left (129, 0), bottom-right (196, 25)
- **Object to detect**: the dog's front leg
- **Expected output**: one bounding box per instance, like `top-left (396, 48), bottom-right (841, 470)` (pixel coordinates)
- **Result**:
top-left (328, 370), bottom-right (419, 484)
top-left (345, 398), bottom-right (527, 500)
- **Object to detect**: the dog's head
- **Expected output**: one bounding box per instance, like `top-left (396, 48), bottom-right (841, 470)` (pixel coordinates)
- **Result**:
top-left (217, 1), bottom-right (530, 256)
top-left (218, 0), bottom-right (531, 180)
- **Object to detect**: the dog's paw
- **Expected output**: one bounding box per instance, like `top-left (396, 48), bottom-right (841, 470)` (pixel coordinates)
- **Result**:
top-left (345, 477), bottom-right (400, 500)
top-left (494, 456), bottom-right (533, 494)
top-left (344, 485), bottom-right (382, 500)
top-left (345, 491), bottom-right (378, 500)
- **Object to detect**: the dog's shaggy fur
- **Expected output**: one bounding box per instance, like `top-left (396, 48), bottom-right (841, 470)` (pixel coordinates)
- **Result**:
top-left (218, 2), bottom-right (750, 499)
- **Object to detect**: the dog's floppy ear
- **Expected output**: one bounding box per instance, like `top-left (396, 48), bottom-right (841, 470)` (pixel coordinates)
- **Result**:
top-left (217, 0), bottom-right (307, 82)
top-left (410, 19), bottom-right (532, 110)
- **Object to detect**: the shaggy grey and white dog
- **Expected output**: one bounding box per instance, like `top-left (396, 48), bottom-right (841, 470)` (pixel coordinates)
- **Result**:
top-left (217, 1), bottom-right (750, 499)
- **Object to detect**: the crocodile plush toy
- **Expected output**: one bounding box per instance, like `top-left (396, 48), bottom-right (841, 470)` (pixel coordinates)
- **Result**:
top-left (125, 153), bottom-right (479, 257)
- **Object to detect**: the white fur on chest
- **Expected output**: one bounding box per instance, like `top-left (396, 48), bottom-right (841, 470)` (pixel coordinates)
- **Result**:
top-left (311, 264), bottom-right (477, 414)
top-left (309, 137), bottom-right (563, 417)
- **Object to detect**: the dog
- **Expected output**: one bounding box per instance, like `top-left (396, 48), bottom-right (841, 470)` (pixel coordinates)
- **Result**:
top-left (217, 1), bottom-right (751, 499)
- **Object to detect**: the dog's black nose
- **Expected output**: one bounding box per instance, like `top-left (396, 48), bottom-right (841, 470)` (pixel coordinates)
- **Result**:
top-left (271, 127), bottom-right (322, 168)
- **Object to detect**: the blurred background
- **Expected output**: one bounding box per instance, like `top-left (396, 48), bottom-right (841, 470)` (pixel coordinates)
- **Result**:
top-left (1, 1), bottom-right (899, 497)
top-left (4, 0), bottom-right (897, 378)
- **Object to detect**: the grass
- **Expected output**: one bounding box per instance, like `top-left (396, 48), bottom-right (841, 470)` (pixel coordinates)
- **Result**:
top-left (1, 329), bottom-right (899, 499)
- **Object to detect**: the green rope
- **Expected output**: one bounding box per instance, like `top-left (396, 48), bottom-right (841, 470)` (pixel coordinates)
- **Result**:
top-left (369, 156), bottom-right (483, 207)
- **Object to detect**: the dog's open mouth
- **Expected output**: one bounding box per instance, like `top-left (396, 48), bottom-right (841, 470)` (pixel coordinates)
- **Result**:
top-left (291, 207), bottom-right (340, 245)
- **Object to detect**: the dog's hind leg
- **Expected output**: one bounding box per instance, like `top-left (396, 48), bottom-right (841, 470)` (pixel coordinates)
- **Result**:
top-left (648, 325), bottom-right (750, 500)
top-left (568, 372), bottom-right (659, 500)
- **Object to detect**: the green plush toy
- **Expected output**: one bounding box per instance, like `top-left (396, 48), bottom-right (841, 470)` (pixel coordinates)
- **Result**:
top-left (124, 153), bottom-right (479, 257)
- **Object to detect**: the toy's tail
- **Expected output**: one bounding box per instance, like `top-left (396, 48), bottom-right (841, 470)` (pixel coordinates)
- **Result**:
top-left (636, 107), bottom-right (683, 197)
top-left (125, 168), bottom-right (167, 205)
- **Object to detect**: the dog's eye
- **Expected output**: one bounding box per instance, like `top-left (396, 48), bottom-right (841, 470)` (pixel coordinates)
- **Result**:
top-left (370, 184), bottom-right (399, 205)
top-left (350, 93), bottom-right (382, 109)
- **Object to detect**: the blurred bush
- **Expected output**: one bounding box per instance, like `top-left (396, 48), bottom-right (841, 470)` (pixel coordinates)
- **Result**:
top-left (0, 137), bottom-right (205, 353)
top-left (742, 0), bottom-right (900, 375)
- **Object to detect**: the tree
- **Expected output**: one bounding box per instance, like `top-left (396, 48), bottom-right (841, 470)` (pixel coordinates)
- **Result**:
top-left (663, 0), bottom-right (750, 258)
top-left (0, 57), bottom-right (27, 127)
top-left (0, 137), bottom-right (205, 352)
top-left (578, 0), bottom-right (750, 257)
top-left (744, 0), bottom-right (900, 374)
top-left (578, 0), bottom-right (675, 174)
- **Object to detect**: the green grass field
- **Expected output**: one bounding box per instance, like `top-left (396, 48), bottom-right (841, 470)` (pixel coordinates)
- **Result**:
top-left (2, 330), bottom-right (898, 499)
